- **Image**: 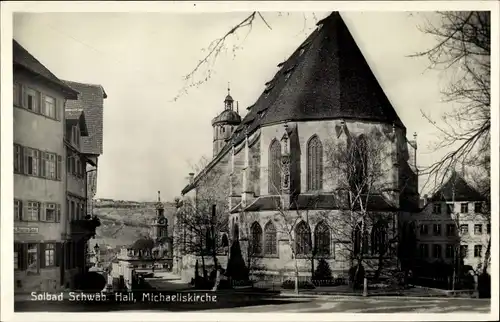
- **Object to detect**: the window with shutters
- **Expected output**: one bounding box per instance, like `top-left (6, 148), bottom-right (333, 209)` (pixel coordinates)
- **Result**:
top-left (295, 221), bottom-right (311, 256)
top-left (250, 222), bottom-right (263, 255)
top-left (43, 95), bottom-right (56, 119)
top-left (26, 201), bottom-right (40, 221)
top-left (314, 221), bottom-right (330, 256)
top-left (306, 135), bottom-right (323, 191)
top-left (41, 152), bottom-right (57, 179)
top-left (27, 243), bottom-right (39, 274)
top-left (268, 139), bottom-right (282, 194)
top-left (23, 147), bottom-right (40, 176)
top-left (14, 144), bottom-right (23, 173)
top-left (14, 199), bottom-right (22, 221)
top-left (460, 203), bottom-right (469, 213)
top-left (45, 203), bottom-right (56, 222)
top-left (45, 244), bottom-right (56, 266)
top-left (263, 221), bottom-right (277, 256)
top-left (25, 88), bottom-right (41, 113)
top-left (56, 155), bottom-right (62, 180)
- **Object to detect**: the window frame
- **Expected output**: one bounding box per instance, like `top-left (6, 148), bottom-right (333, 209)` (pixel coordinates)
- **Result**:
top-left (25, 87), bottom-right (40, 113)
top-left (474, 245), bottom-right (482, 258)
top-left (474, 224), bottom-right (483, 235)
top-left (26, 201), bottom-right (40, 221)
top-left (433, 223), bottom-right (442, 236)
top-left (45, 203), bottom-right (57, 222)
top-left (432, 203), bottom-right (441, 214)
top-left (43, 95), bottom-right (56, 119)
top-left (432, 244), bottom-right (442, 259)
top-left (460, 224), bottom-right (469, 235)
top-left (460, 203), bottom-right (469, 214)
top-left (14, 199), bottom-right (22, 221)
top-left (26, 243), bottom-right (40, 274)
top-left (44, 243), bottom-right (56, 267)
top-left (263, 221), bottom-right (278, 256)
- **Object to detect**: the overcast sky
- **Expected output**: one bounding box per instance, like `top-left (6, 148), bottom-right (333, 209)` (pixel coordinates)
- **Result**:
top-left (13, 11), bottom-right (458, 201)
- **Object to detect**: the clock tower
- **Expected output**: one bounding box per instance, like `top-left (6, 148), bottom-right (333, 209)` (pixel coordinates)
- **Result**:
top-left (151, 191), bottom-right (168, 242)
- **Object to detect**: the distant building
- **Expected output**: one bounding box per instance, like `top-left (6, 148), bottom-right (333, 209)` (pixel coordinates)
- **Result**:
top-left (174, 12), bottom-right (419, 281)
top-left (402, 172), bottom-right (490, 273)
top-left (13, 39), bottom-right (79, 293)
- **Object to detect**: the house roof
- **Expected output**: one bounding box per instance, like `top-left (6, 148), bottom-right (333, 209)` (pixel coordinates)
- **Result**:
top-left (63, 80), bottom-right (107, 155)
top-left (65, 108), bottom-right (89, 136)
top-left (431, 171), bottom-right (485, 202)
top-left (182, 12), bottom-right (405, 195)
top-left (13, 39), bottom-right (79, 99)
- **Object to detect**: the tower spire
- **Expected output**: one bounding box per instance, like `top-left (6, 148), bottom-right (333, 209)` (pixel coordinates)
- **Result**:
top-left (228, 82), bottom-right (231, 95)
top-left (157, 190), bottom-right (161, 202)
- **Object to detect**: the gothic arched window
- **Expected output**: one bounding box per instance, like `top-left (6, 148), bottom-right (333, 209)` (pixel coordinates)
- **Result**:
top-left (295, 221), bottom-right (311, 255)
top-left (250, 222), bottom-right (263, 255)
top-left (371, 221), bottom-right (388, 255)
top-left (264, 221), bottom-right (277, 255)
top-left (314, 221), bottom-right (330, 257)
top-left (350, 135), bottom-right (369, 192)
top-left (307, 135), bottom-right (323, 191)
top-left (268, 139), bottom-right (282, 194)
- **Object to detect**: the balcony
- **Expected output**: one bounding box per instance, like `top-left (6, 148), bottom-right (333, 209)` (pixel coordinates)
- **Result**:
top-left (70, 215), bottom-right (101, 241)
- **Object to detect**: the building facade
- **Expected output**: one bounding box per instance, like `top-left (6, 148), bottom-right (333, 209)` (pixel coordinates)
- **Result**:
top-left (402, 172), bottom-right (490, 273)
top-left (175, 12), bottom-right (420, 281)
top-left (13, 39), bottom-right (79, 293)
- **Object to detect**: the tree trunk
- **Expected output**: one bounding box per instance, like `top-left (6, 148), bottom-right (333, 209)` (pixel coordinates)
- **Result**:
top-left (482, 238), bottom-right (491, 275)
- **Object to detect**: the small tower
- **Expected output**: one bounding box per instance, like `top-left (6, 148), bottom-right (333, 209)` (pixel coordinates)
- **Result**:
top-left (211, 84), bottom-right (242, 157)
top-left (151, 191), bottom-right (168, 242)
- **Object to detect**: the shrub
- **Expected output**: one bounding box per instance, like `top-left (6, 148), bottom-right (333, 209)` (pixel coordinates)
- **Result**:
top-left (312, 259), bottom-right (333, 286)
top-left (281, 279), bottom-right (316, 290)
top-left (478, 273), bottom-right (491, 298)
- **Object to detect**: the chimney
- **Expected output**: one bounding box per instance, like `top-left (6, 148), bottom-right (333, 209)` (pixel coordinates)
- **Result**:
top-left (188, 173), bottom-right (194, 184)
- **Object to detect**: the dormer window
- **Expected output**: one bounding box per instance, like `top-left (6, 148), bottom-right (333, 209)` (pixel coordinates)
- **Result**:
top-left (264, 81), bottom-right (274, 94)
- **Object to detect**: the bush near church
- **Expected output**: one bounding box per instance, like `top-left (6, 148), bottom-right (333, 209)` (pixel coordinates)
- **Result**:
top-left (312, 258), bottom-right (336, 286)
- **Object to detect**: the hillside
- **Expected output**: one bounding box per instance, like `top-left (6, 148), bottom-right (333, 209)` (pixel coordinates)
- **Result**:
top-left (91, 199), bottom-right (176, 248)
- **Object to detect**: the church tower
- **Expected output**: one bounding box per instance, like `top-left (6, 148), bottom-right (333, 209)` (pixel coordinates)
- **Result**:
top-left (211, 85), bottom-right (242, 157)
top-left (151, 191), bottom-right (168, 242)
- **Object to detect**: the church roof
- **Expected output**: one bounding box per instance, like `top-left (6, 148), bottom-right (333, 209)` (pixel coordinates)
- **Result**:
top-left (430, 171), bottom-right (485, 202)
top-left (182, 12), bottom-right (405, 195)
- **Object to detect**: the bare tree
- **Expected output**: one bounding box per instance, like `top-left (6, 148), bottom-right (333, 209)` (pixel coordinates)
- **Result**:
top-left (174, 157), bottom-right (231, 279)
top-left (172, 12), bottom-right (319, 101)
top-left (323, 128), bottom-right (405, 285)
top-left (410, 11), bottom-right (490, 190)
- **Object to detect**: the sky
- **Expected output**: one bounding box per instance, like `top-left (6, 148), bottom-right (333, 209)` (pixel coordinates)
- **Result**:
top-left (13, 11), bottom-right (459, 202)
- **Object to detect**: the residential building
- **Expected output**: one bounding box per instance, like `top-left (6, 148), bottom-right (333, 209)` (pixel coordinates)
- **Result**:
top-left (13, 39), bottom-right (79, 293)
top-left (174, 12), bottom-right (419, 282)
top-left (62, 79), bottom-right (107, 286)
top-left (404, 172), bottom-right (490, 273)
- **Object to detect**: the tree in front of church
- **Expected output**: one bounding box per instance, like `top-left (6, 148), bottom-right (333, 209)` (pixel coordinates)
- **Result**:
top-left (322, 127), bottom-right (407, 288)
top-left (174, 156), bottom-right (230, 283)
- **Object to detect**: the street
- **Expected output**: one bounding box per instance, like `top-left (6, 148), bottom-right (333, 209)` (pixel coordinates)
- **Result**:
top-left (15, 294), bottom-right (490, 313)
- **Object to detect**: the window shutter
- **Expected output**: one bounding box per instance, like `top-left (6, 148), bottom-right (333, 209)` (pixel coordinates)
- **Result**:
top-left (40, 203), bottom-right (46, 222)
top-left (56, 204), bottom-right (61, 223)
top-left (56, 243), bottom-right (63, 267)
top-left (21, 85), bottom-right (26, 108)
top-left (36, 91), bottom-right (41, 113)
top-left (56, 155), bottom-right (62, 180)
top-left (56, 99), bottom-right (62, 121)
top-left (19, 243), bottom-right (27, 271)
top-left (40, 93), bottom-right (46, 116)
top-left (40, 152), bottom-right (46, 178)
top-left (22, 203), bottom-right (28, 221)
top-left (39, 243), bottom-right (46, 269)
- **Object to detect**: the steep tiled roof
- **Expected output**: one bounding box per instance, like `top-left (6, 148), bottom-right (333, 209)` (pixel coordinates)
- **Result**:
top-left (63, 80), bottom-right (107, 155)
top-left (431, 172), bottom-right (485, 202)
top-left (13, 39), bottom-right (79, 99)
top-left (65, 108), bottom-right (88, 136)
top-left (183, 12), bottom-right (405, 195)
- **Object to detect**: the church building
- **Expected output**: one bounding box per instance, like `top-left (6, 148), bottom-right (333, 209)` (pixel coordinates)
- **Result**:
top-left (175, 12), bottom-right (420, 280)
